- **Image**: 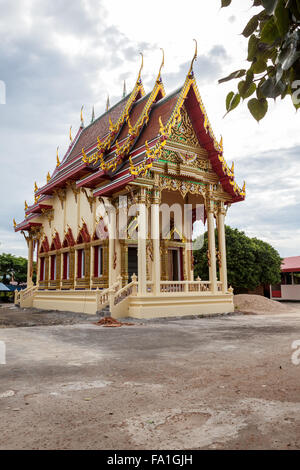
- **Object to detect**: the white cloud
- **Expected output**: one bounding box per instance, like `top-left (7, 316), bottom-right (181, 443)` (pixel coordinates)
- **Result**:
top-left (0, 0), bottom-right (299, 258)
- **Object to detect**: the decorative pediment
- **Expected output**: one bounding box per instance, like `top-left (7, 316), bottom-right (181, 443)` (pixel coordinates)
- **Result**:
top-left (63, 226), bottom-right (75, 247)
top-left (50, 231), bottom-right (61, 250)
top-left (77, 220), bottom-right (91, 243)
top-left (168, 106), bottom-right (200, 148)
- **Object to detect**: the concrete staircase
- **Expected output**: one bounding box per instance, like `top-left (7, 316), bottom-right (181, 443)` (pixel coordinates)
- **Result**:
top-left (98, 305), bottom-right (111, 317)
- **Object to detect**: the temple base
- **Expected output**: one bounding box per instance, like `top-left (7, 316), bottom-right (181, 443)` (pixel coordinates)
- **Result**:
top-left (18, 289), bottom-right (234, 319)
top-left (127, 293), bottom-right (234, 319)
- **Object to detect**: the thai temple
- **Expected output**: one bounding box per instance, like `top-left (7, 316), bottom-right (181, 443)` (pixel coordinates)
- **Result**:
top-left (14, 45), bottom-right (246, 318)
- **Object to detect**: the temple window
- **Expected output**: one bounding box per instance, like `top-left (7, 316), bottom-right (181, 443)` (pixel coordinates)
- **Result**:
top-left (77, 249), bottom-right (85, 279)
top-left (63, 252), bottom-right (70, 280)
top-left (40, 257), bottom-right (45, 281)
top-left (50, 255), bottom-right (56, 281)
top-left (94, 245), bottom-right (103, 277)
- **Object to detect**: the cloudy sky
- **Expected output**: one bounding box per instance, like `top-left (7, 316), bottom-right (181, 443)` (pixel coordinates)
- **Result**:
top-left (0, 0), bottom-right (299, 258)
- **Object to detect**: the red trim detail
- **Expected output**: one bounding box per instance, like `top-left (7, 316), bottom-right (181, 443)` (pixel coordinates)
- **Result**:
top-left (40, 237), bottom-right (49, 253)
top-left (63, 227), bottom-right (75, 247)
top-left (77, 223), bottom-right (91, 243)
top-left (272, 290), bottom-right (282, 298)
top-left (26, 203), bottom-right (53, 217)
top-left (51, 232), bottom-right (61, 250)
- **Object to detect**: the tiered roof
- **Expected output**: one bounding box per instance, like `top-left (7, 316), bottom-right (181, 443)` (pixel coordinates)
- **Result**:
top-left (15, 48), bottom-right (245, 232)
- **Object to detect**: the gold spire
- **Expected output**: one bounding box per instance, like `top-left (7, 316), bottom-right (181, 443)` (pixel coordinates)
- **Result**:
top-left (242, 181), bottom-right (246, 193)
top-left (34, 182), bottom-right (38, 193)
top-left (69, 126), bottom-right (73, 143)
top-left (80, 105), bottom-right (84, 127)
top-left (106, 95), bottom-right (110, 112)
top-left (136, 52), bottom-right (144, 84)
top-left (156, 48), bottom-right (165, 84)
top-left (13, 218), bottom-right (17, 228)
top-left (91, 106), bottom-right (95, 123)
top-left (47, 172), bottom-right (51, 183)
top-left (231, 162), bottom-right (234, 174)
top-left (188, 39), bottom-right (198, 78)
top-left (24, 200), bottom-right (28, 211)
top-left (56, 146), bottom-right (60, 167)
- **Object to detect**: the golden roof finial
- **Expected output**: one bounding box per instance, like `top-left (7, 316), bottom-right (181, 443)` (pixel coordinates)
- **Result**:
top-left (188, 39), bottom-right (198, 78)
top-left (219, 135), bottom-right (223, 152)
top-left (156, 48), bottom-right (165, 84)
top-left (231, 162), bottom-right (234, 174)
top-left (69, 126), bottom-right (73, 143)
top-left (13, 218), bottom-right (17, 228)
top-left (47, 172), bottom-right (51, 183)
top-left (34, 182), bottom-right (38, 193)
top-left (80, 105), bottom-right (84, 127)
top-left (109, 116), bottom-right (114, 133)
top-left (127, 117), bottom-right (135, 136)
top-left (106, 95), bottom-right (110, 112)
top-left (56, 146), bottom-right (60, 167)
top-left (136, 52), bottom-right (144, 84)
top-left (158, 116), bottom-right (166, 136)
top-left (25, 200), bottom-right (28, 211)
top-left (242, 181), bottom-right (246, 193)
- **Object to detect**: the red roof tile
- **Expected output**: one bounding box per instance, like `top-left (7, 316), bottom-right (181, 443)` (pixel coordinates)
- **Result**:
top-left (64, 95), bottom-right (131, 164)
top-left (133, 90), bottom-right (181, 151)
top-left (282, 256), bottom-right (300, 272)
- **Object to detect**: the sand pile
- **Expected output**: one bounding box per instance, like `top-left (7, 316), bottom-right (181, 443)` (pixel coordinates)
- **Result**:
top-left (234, 294), bottom-right (294, 315)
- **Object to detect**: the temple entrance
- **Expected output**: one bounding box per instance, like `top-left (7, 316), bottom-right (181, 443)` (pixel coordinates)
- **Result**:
top-left (168, 248), bottom-right (182, 281)
top-left (128, 246), bottom-right (138, 281)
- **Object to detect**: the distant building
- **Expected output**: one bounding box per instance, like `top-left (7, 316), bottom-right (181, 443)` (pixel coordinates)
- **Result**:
top-left (270, 256), bottom-right (300, 301)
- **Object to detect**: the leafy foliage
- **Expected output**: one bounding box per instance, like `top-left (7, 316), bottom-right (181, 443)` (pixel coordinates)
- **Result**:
top-left (0, 253), bottom-right (35, 284)
top-left (220, 0), bottom-right (300, 121)
top-left (193, 226), bottom-right (282, 292)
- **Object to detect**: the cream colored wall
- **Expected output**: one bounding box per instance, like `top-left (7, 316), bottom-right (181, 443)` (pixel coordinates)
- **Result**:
top-left (36, 188), bottom-right (106, 246)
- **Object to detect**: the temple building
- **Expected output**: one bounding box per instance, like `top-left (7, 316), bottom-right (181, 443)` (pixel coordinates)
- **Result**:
top-left (14, 47), bottom-right (245, 318)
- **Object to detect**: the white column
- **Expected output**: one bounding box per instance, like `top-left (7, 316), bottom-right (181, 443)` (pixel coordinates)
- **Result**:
top-left (151, 196), bottom-right (160, 295)
top-left (108, 200), bottom-right (116, 288)
top-left (138, 191), bottom-right (147, 295)
top-left (207, 202), bottom-right (217, 293)
top-left (27, 235), bottom-right (34, 287)
top-left (217, 203), bottom-right (228, 294)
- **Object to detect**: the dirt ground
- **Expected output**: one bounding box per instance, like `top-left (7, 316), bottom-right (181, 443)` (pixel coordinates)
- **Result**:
top-left (1, 302), bottom-right (300, 450)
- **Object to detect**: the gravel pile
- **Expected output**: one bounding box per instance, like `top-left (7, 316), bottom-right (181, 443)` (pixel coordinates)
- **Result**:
top-left (234, 294), bottom-right (294, 315)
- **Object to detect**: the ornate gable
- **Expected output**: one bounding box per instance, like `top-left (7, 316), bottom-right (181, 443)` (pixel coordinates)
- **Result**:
top-left (163, 106), bottom-right (209, 170)
top-left (168, 106), bottom-right (200, 149)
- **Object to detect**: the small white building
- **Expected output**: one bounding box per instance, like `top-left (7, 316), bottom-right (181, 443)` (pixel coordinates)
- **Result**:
top-left (270, 256), bottom-right (300, 301)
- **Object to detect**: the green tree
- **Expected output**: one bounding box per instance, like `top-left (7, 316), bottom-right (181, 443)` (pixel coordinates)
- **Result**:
top-left (0, 253), bottom-right (29, 284)
top-left (193, 226), bottom-right (282, 292)
top-left (220, 0), bottom-right (300, 121)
